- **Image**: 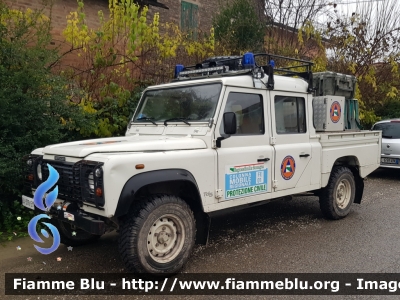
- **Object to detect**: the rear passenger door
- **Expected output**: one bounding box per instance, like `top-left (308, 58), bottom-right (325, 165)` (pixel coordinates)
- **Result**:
top-left (270, 91), bottom-right (313, 192)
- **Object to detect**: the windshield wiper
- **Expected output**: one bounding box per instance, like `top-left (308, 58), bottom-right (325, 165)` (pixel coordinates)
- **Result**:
top-left (382, 135), bottom-right (393, 138)
top-left (164, 118), bottom-right (191, 126)
top-left (136, 117), bottom-right (157, 126)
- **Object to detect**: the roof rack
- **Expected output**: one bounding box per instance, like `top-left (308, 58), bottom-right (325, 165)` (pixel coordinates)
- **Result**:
top-left (173, 52), bottom-right (314, 93)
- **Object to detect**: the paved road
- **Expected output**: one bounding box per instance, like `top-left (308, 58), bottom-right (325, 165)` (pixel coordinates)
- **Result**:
top-left (1, 168), bottom-right (399, 300)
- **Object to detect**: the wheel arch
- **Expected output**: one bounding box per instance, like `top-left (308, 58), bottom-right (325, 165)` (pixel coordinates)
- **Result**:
top-left (333, 155), bottom-right (360, 168)
top-left (330, 157), bottom-right (364, 204)
top-left (115, 169), bottom-right (210, 244)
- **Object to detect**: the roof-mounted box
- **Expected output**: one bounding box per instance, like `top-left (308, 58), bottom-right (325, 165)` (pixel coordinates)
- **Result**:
top-left (313, 72), bottom-right (357, 99)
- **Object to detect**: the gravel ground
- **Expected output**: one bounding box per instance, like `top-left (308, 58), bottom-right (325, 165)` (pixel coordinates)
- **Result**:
top-left (0, 168), bottom-right (399, 300)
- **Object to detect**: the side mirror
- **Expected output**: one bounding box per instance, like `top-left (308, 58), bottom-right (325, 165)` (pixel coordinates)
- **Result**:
top-left (223, 112), bottom-right (237, 135)
top-left (216, 112), bottom-right (237, 148)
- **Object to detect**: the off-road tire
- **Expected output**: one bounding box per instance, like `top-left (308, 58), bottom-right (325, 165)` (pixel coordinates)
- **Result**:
top-left (319, 166), bottom-right (356, 220)
top-left (54, 220), bottom-right (101, 246)
top-left (118, 194), bottom-right (196, 276)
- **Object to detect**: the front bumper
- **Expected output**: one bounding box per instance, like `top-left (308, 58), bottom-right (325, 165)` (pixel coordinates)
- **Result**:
top-left (33, 203), bottom-right (106, 236)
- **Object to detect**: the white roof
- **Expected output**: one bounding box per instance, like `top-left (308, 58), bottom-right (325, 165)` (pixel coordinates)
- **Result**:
top-left (147, 74), bottom-right (310, 94)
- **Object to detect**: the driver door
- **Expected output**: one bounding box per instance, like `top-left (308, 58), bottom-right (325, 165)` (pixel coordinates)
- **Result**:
top-left (215, 87), bottom-right (273, 204)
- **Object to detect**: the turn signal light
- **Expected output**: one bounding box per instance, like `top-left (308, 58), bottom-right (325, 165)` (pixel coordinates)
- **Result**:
top-left (95, 187), bottom-right (103, 197)
top-left (28, 174), bottom-right (34, 181)
top-left (135, 164), bottom-right (145, 169)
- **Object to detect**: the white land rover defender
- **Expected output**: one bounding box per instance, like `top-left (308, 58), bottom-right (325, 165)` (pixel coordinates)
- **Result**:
top-left (23, 53), bottom-right (381, 275)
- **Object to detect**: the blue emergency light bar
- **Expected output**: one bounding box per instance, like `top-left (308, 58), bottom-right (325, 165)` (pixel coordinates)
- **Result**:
top-left (175, 66), bottom-right (226, 78)
top-left (172, 52), bottom-right (313, 92)
top-left (174, 64), bottom-right (185, 78)
top-left (270, 60), bottom-right (275, 68)
top-left (174, 52), bottom-right (257, 78)
top-left (242, 52), bottom-right (255, 69)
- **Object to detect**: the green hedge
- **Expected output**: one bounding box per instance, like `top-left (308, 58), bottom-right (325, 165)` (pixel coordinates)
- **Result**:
top-left (0, 3), bottom-right (92, 235)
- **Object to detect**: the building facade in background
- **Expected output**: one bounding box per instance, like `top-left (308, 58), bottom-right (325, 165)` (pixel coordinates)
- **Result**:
top-left (4, 0), bottom-right (220, 42)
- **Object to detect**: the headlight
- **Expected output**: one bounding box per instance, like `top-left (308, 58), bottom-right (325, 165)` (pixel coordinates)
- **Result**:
top-left (37, 164), bottom-right (42, 180)
top-left (27, 159), bottom-right (33, 166)
top-left (95, 167), bottom-right (102, 178)
top-left (87, 171), bottom-right (94, 192)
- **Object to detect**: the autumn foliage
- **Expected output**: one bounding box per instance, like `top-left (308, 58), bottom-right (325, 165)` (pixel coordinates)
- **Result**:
top-left (59, 0), bottom-right (215, 137)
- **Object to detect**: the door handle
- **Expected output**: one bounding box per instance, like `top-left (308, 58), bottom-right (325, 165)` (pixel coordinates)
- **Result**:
top-left (257, 158), bottom-right (270, 162)
top-left (299, 154), bottom-right (310, 158)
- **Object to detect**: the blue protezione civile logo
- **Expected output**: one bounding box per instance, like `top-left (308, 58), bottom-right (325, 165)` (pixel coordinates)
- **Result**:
top-left (28, 164), bottom-right (61, 254)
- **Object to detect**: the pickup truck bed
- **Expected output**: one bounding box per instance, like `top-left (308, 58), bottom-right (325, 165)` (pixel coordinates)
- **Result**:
top-left (319, 130), bottom-right (382, 185)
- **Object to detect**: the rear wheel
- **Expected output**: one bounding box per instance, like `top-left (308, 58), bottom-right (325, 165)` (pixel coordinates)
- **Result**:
top-left (118, 194), bottom-right (196, 276)
top-left (319, 166), bottom-right (356, 220)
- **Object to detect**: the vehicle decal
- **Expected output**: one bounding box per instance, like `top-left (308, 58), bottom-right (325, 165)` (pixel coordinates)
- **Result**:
top-left (225, 162), bottom-right (268, 200)
top-left (330, 101), bottom-right (341, 123)
top-left (281, 156), bottom-right (296, 180)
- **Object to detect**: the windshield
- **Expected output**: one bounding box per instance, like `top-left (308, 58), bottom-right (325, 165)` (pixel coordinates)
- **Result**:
top-left (373, 122), bottom-right (400, 139)
top-left (133, 83), bottom-right (222, 124)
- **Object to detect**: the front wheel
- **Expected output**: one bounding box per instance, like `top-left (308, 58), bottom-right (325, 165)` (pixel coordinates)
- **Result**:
top-left (118, 195), bottom-right (196, 276)
top-left (319, 166), bottom-right (356, 220)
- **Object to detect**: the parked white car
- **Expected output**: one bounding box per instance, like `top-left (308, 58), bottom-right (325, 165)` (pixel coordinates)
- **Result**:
top-left (372, 119), bottom-right (400, 169)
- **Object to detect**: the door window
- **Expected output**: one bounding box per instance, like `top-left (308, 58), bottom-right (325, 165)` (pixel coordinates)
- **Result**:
top-left (274, 96), bottom-right (306, 134)
top-left (222, 92), bottom-right (264, 135)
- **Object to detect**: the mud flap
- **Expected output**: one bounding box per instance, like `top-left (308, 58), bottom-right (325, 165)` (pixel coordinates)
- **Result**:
top-left (195, 212), bottom-right (211, 245)
top-left (354, 174), bottom-right (364, 204)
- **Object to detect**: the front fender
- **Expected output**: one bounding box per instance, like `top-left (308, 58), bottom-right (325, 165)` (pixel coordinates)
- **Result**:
top-left (114, 169), bottom-right (202, 218)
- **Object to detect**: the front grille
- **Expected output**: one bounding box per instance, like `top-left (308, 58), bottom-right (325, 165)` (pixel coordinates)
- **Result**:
top-left (40, 160), bottom-right (105, 207)
top-left (42, 161), bottom-right (81, 203)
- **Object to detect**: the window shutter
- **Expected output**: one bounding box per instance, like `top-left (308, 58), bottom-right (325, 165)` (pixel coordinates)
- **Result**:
top-left (181, 1), bottom-right (198, 38)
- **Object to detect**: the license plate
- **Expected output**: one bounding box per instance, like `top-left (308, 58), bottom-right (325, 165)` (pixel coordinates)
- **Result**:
top-left (64, 212), bottom-right (75, 221)
top-left (381, 158), bottom-right (399, 164)
top-left (22, 195), bottom-right (35, 210)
